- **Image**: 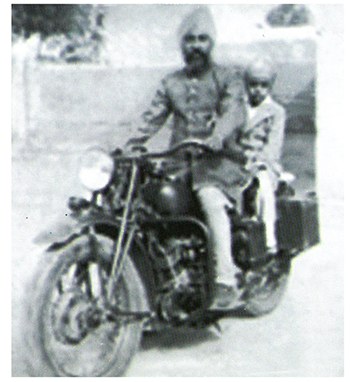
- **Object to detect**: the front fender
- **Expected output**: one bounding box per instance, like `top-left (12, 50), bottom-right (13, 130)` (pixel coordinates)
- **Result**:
top-left (33, 209), bottom-right (120, 247)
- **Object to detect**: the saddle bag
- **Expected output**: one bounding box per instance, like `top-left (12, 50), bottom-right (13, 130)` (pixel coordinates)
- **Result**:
top-left (275, 196), bottom-right (320, 255)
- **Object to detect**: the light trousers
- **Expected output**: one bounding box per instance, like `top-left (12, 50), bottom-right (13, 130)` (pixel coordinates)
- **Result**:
top-left (197, 170), bottom-right (277, 285)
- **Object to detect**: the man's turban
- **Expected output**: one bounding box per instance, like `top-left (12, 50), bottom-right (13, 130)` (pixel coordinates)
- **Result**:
top-left (178, 6), bottom-right (217, 43)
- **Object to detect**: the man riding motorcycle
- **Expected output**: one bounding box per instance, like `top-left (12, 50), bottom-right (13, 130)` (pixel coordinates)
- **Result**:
top-left (126, 6), bottom-right (276, 310)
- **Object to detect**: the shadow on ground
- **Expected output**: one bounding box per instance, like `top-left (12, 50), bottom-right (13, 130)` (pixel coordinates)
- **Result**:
top-left (141, 326), bottom-right (221, 350)
top-left (140, 305), bottom-right (259, 352)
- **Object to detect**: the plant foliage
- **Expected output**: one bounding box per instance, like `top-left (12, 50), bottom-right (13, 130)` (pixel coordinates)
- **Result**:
top-left (266, 4), bottom-right (311, 27)
top-left (12, 4), bottom-right (94, 39)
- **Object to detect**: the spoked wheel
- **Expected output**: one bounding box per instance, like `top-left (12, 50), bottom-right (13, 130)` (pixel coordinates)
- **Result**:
top-left (242, 255), bottom-right (291, 316)
top-left (25, 234), bottom-right (148, 377)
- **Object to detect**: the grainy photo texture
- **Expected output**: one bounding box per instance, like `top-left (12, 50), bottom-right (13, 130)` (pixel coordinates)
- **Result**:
top-left (12, 4), bottom-right (343, 377)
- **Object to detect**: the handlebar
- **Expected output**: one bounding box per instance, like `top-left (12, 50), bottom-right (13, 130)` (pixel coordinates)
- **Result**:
top-left (112, 140), bottom-right (217, 162)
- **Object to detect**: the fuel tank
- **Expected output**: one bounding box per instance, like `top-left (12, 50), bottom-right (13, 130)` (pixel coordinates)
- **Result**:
top-left (142, 177), bottom-right (199, 216)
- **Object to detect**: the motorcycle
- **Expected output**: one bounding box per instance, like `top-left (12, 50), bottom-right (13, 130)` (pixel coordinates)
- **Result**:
top-left (24, 141), bottom-right (320, 377)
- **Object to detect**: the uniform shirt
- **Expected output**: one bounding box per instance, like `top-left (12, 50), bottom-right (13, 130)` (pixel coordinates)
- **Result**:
top-left (136, 64), bottom-right (245, 146)
top-left (133, 63), bottom-right (250, 201)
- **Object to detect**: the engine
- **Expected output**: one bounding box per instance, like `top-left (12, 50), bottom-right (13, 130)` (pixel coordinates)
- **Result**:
top-left (147, 228), bottom-right (208, 323)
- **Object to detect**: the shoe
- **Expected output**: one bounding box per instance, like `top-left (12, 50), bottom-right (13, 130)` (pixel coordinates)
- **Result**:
top-left (267, 243), bottom-right (278, 255)
top-left (208, 282), bottom-right (245, 311)
top-left (267, 247), bottom-right (279, 257)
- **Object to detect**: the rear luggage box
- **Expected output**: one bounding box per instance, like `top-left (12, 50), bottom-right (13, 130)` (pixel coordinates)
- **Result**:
top-left (276, 196), bottom-right (320, 255)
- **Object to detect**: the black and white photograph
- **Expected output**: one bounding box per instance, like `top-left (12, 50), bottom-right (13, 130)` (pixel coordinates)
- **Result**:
top-left (11, 3), bottom-right (344, 377)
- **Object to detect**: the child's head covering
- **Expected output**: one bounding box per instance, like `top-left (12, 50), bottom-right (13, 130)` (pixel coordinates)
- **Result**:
top-left (245, 57), bottom-right (277, 83)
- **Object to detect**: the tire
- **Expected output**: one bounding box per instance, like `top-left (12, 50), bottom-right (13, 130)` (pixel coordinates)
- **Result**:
top-left (24, 234), bottom-right (148, 377)
top-left (243, 256), bottom-right (291, 316)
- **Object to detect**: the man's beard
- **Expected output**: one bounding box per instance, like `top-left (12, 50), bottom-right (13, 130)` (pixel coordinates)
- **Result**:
top-left (184, 50), bottom-right (211, 73)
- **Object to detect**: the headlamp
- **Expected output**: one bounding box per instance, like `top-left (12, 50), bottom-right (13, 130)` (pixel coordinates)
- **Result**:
top-left (79, 148), bottom-right (114, 191)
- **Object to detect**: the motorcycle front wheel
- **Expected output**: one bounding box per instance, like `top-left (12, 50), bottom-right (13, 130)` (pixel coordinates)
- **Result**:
top-left (243, 255), bottom-right (291, 316)
top-left (24, 234), bottom-right (148, 377)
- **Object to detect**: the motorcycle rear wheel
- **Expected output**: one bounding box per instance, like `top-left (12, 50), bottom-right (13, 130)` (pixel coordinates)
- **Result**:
top-left (24, 234), bottom-right (148, 377)
top-left (243, 256), bottom-right (291, 316)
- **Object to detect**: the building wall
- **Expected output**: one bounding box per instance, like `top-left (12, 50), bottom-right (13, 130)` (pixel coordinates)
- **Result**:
top-left (12, 4), bottom-right (317, 149)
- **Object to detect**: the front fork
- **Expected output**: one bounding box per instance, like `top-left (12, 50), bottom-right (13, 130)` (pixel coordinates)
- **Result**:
top-left (93, 160), bottom-right (152, 324)
top-left (107, 161), bottom-right (139, 301)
